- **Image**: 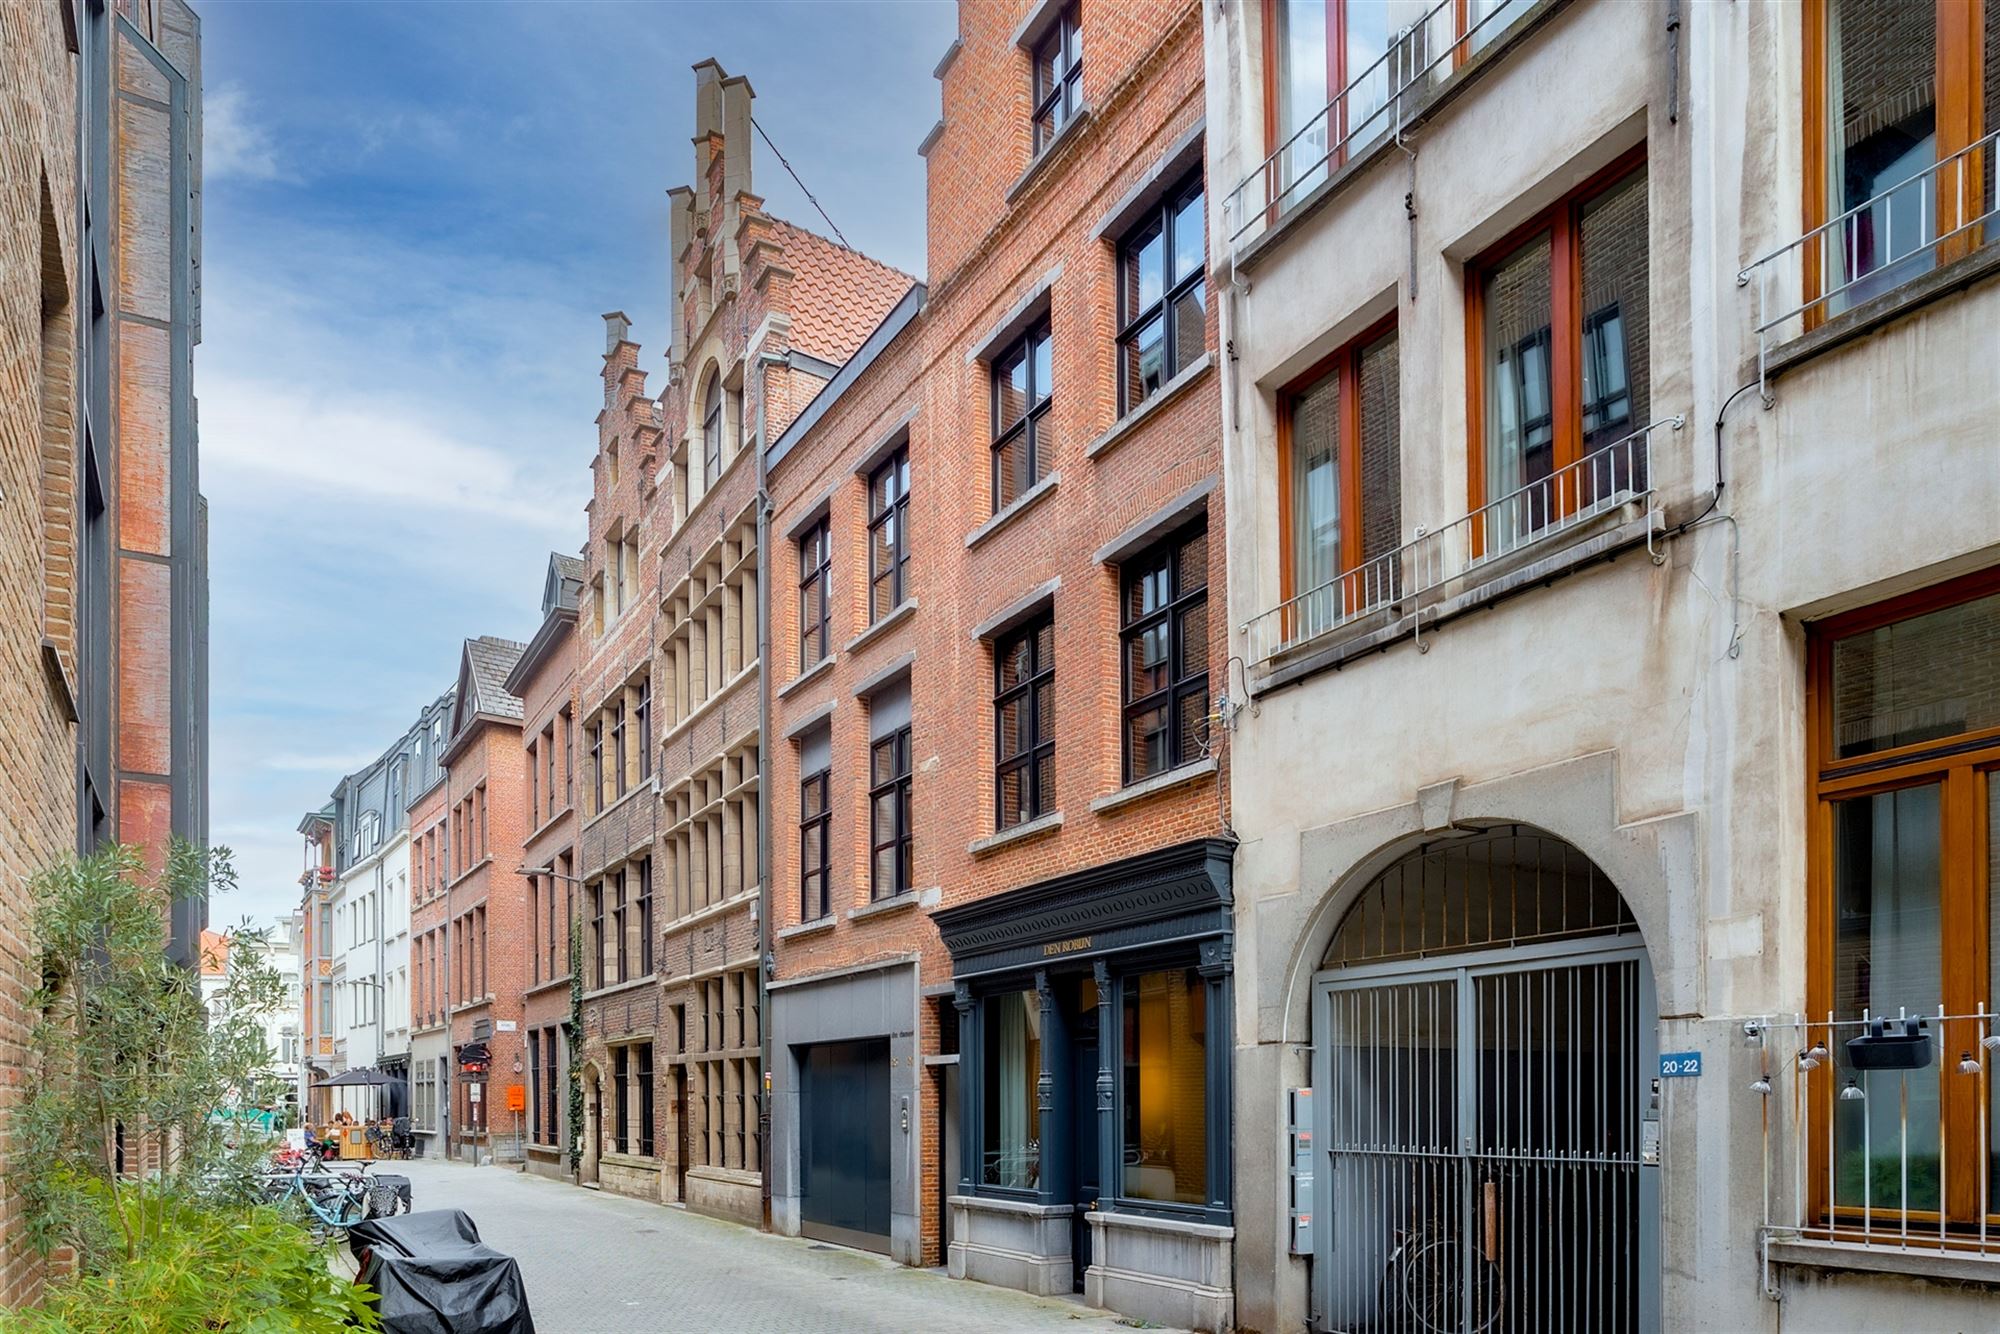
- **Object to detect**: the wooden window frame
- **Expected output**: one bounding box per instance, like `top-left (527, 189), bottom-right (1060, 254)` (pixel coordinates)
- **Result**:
top-left (798, 519), bottom-right (831, 672)
top-left (1800, 0), bottom-right (1992, 320)
top-left (994, 613), bottom-right (1057, 830)
top-left (1117, 173), bottom-right (1208, 415)
top-left (1275, 315), bottom-right (1397, 605)
top-left (990, 321), bottom-right (1053, 513)
top-left (870, 725), bottom-right (914, 901)
top-left (1031, 3), bottom-right (1083, 153)
top-left (800, 767), bottom-right (830, 922)
top-left (1804, 564), bottom-right (2000, 1231)
top-left (868, 446), bottom-right (910, 622)
top-left (1463, 146), bottom-right (1648, 524)
top-left (1120, 520), bottom-right (1212, 785)
top-left (636, 858), bottom-right (654, 977)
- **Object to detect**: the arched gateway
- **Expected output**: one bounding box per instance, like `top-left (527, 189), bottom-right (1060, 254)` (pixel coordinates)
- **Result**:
top-left (1310, 826), bottom-right (1659, 1334)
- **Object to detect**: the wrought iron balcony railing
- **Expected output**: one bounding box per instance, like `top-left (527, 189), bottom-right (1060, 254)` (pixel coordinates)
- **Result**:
top-left (1737, 127), bottom-right (2000, 398)
top-left (1746, 1007), bottom-right (2000, 1281)
top-left (1242, 416), bottom-right (1681, 667)
top-left (1222, 0), bottom-right (1526, 248)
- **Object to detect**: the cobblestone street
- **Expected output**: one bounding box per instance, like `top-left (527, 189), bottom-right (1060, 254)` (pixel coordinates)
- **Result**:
top-left (380, 1159), bottom-right (1166, 1333)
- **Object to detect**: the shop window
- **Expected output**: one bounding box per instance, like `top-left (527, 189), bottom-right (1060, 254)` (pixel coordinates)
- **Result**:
top-left (982, 991), bottom-right (1043, 1190)
top-left (1121, 969), bottom-right (1208, 1206)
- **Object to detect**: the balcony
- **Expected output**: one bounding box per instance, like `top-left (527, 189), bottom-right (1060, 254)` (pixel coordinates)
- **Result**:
top-left (1243, 417), bottom-right (1681, 676)
top-left (1223, 0), bottom-right (1535, 257)
top-left (1738, 127), bottom-right (2000, 396)
top-left (1747, 1009), bottom-right (2000, 1283)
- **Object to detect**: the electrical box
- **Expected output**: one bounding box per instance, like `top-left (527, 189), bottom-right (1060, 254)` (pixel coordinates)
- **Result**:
top-left (1289, 1087), bottom-right (1314, 1255)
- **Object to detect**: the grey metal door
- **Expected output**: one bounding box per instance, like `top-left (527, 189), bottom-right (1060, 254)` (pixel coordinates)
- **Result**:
top-left (1313, 940), bottom-right (1657, 1333)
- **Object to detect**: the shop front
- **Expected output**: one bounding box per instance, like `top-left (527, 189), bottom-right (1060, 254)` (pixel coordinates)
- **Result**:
top-left (935, 838), bottom-right (1235, 1333)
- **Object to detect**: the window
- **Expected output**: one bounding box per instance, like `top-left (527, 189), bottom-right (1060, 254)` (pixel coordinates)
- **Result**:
top-left (1468, 157), bottom-right (1649, 545)
top-left (588, 720), bottom-right (603, 816)
top-left (1264, 0), bottom-right (1525, 206)
top-left (991, 322), bottom-right (1052, 511)
top-left (800, 768), bottom-right (830, 922)
top-left (590, 882), bottom-right (606, 990)
top-left (609, 700), bottom-right (628, 801)
top-left (540, 1028), bottom-right (560, 1147)
top-left (636, 678), bottom-right (652, 782)
top-left (1121, 523), bottom-right (1211, 783)
top-left (798, 519), bottom-right (831, 671)
top-left (870, 726), bottom-right (913, 900)
top-left (614, 1046), bottom-right (630, 1155)
top-left (1808, 569), bottom-right (2000, 1228)
top-left (636, 858), bottom-right (653, 977)
top-left (637, 1043), bottom-right (655, 1157)
top-left (994, 614), bottom-right (1056, 829)
top-left (528, 1031), bottom-right (543, 1143)
top-left (702, 372), bottom-right (723, 489)
top-left (982, 990), bottom-right (1042, 1189)
top-left (1121, 968), bottom-right (1208, 1205)
top-left (610, 871), bottom-right (629, 986)
top-left (868, 448), bottom-right (911, 621)
top-left (1118, 176), bottom-right (1206, 412)
top-left (544, 725), bottom-right (557, 819)
top-left (1280, 324), bottom-right (1400, 609)
top-left (1031, 3), bottom-right (1083, 152)
top-left (1805, 0), bottom-right (1999, 315)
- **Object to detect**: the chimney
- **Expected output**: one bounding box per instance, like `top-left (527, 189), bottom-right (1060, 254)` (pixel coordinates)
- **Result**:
top-left (603, 311), bottom-right (632, 354)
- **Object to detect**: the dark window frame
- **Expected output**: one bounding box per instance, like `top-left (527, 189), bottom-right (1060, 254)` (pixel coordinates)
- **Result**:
top-left (993, 613), bottom-right (1056, 830)
top-left (636, 678), bottom-right (652, 782)
top-left (798, 519), bottom-right (832, 671)
top-left (990, 321), bottom-right (1053, 513)
top-left (870, 725), bottom-right (914, 901)
top-left (636, 858), bottom-right (654, 977)
top-left (800, 768), bottom-right (831, 922)
top-left (1120, 520), bottom-right (1212, 785)
top-left (589, 882), bottom-right (606, 990)
top-left (868, 447), bottom-right (911, 622)
top-left (1117, 174), bottom-right (1207, 414)
top-left (702, 374), bottom-right (723, 488)
top-left (1031, 3), bottom-right (1084, 152)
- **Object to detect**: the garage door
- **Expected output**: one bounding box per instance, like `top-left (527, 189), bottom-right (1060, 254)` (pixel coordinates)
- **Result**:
top-left (800, 1039), bottom-right (891, 1252)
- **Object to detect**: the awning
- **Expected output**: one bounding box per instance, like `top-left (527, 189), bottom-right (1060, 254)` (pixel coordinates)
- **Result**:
top-left (322, 1066), bottom-right (397, 1088)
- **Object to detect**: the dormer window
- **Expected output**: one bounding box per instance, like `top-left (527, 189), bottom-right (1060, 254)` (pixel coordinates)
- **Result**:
top-left (1032, 4), bottom-right (1083, 152)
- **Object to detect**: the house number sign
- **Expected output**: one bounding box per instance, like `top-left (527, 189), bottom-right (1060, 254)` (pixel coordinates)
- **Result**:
top-left (1659, 1051), bottom-right (1702, 1078)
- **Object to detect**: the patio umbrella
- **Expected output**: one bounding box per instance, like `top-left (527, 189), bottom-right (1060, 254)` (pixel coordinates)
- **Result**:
top-left (323, 1066), bottom-right (396, 1121)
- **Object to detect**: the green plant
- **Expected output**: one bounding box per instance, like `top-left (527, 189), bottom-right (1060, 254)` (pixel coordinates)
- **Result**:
top-left (567, 917), bottom-right (585, 1174)
top-left (4, 840), bottom-right (377, 1332)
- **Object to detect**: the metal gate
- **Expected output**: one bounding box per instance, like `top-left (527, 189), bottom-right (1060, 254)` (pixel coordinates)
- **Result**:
top-left (1313, 940), bottom-right (1658, 1333)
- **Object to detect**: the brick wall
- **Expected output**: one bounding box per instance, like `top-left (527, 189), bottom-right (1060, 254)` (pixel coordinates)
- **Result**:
top-left (0, 0), bottom-right (81, 1304)
top-left (765, 0), bottom-right (1224, 1268)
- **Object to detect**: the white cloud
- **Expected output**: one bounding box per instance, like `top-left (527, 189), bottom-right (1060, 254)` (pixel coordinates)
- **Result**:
top-left (205, 85), bottom-right (296, 184)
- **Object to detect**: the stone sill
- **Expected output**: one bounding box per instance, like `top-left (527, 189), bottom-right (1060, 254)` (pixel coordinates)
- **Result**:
top-left (950, 1193), bottom-right (1075, 1218)
top-left (688, 1165), bottom-right (761, 1187)
top-left (1004, 107), bottom-right (1092, 205)
top-left (845, 599), bottom-right (917, 655)
top-left (1251, 506), bottom-right (1659, 698)
top-left (450, 996), bottom-right (495, 1014)
top-left (965, 472), bottom-right (1060, 550)
top-left (523, 976), bottom-right (573, 999)
top-left (1088, 1208), bottom-right (1235, 1241)
top-left (599, 1151), bottom-right (659, 1170)
top-left (446, 856), bottom-right (494, 892)
top-left (776, 916), bottom-right (836, 942)
top-left (1765, 241), bottom-right (2000, 383)
top-left (582, 974), bottom-right (657, 1004)
top-left (968, 810), bottom-right (1064, 859)
top-left (658, 662), bottom-right (759, 749)
top-left (1091, 759), bottom-right (1217, 815)
top-left (660, 888), bottom-right (757, 937)
top-left (525, 803), bottom-right (576, 847)
top-left (847, 886), bottom-right (940, 922)
top-left (1085, 355), bottom-right (1213, 462)
top-left (777, 654), bottom-right (837, 700)
top-left (525, 1144), bottom-right (562, 1157)
top-left (581, 780), bottom-right (656, 839)
top-left (1767, 1237), bottom-right (2000, 1286)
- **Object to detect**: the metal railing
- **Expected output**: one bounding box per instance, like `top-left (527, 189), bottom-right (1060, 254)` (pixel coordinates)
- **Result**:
top-left (1243, 416), bottom-right (1681, 665)
top-left (1737, 127), bottom-right (2000, 397)
top-left (1746, 1007), bottom-right (2000, 1279)
top-left (1223, 0), bottom-right (1525, 246)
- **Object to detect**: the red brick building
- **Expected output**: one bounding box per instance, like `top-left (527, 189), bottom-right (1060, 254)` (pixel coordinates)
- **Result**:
top-left (406, 709), bottom-right (453, 1158)
top-left (764, 3), bottom-right (1231, 1327)
top-left (437, 637), bottom-right (531, 1163)
top-left (508, 555), bottom-right (584, 1180)
top-left (2, 0), bottom-right (208, 1301)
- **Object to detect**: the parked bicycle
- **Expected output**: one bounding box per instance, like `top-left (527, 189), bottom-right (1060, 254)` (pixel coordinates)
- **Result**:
top-left (264, 1157), bottom-right (373, 1238)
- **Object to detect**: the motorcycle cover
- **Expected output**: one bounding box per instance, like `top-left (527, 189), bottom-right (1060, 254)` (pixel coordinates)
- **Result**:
top-left (348, 1209), bottom-right (535, 1334)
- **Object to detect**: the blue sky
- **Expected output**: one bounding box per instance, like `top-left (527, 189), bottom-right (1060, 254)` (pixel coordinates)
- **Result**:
top-left (199, 1), bottom-right (957, 927)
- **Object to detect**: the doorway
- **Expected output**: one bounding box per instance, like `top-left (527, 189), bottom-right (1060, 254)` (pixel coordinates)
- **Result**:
top-left (1310, 828), bottom-right (1659, 1334)
top-left (799, 1039), bottom-right (892, 1252)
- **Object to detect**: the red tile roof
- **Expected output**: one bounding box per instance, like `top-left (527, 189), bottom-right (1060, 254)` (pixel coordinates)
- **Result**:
top-left (768, 218), bottom-right (916, 366)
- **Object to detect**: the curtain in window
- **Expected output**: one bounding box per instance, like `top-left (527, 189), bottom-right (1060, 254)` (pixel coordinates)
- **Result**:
top-left (1824, 0), bottom-right (1938, 307)
top-left (1288, 370), bottom-right (1340, 611)
top-left (984, 993), bottom-right (1041, 1190)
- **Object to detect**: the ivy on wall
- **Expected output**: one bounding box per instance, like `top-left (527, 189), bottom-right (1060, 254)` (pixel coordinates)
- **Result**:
top-left (566, 918), bottom-right (584, 1176)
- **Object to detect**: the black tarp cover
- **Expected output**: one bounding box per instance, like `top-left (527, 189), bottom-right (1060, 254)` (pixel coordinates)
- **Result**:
top-left (348, 1209), bottom-right (535, 1334)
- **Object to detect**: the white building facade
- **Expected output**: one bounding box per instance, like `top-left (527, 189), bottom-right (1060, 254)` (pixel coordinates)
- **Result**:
top-left (1206, 0), bottom-right (2000, 1330)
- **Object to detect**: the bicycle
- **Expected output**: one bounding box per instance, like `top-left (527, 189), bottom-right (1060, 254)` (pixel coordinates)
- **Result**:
top-left (263, 1158), bottom-right (372, 1238)
top-left (1378, 1169), bottom-right (1502, 1334)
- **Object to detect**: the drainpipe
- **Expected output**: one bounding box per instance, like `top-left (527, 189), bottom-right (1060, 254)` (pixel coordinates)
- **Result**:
top-left (753, 347), bottom-right (787, 1231)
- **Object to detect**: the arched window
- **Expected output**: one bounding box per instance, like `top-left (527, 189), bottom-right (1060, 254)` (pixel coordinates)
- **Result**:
top-left (1324, 825), bottom-right (1636, 968)
top-left (700, 368), bottom-right (723, 488)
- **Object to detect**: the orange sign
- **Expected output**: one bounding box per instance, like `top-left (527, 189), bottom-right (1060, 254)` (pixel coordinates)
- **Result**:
top-left (505, 1084), bottom-right (526, 1113)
